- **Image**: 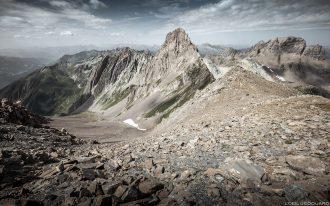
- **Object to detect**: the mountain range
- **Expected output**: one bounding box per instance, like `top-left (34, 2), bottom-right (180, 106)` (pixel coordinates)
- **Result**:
top-left (0, 28), bottom-right (330, 205)
top-left (1, 29), bottom-right (329, 127)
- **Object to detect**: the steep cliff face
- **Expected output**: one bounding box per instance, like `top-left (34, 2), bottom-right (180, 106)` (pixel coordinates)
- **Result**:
top-left (250, 37), bottom-right (307, 57)
top-left (89, 28), bottom-right (214, 126)
top-left (76, 48), bottom-right (152, 114)
top-left (247, 36), bottom-right (326, 62)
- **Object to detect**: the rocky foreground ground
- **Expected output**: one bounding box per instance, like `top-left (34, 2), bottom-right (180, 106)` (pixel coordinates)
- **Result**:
top-left (1, 69), bottom-right (330, 206)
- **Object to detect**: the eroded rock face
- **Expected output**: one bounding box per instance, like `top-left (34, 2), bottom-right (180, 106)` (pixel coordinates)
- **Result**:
top-left (162, 28), bottom-right (198, 56)
top-left (85, 28), bottom-right (214, 123)
top-left (303, 45), bottom-right (326, 60)
top-left (249, 36), bottom-right (325, 60)
top-left (251, 36), bottom-right (306, 56)
top-left (277, 37), bottom-right (306, 55)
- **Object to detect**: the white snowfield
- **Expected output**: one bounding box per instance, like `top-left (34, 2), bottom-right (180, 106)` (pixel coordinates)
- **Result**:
top-left (123, 119), bottom-right (146, 131)
top-left (276, 75), bottom-right (286, 81)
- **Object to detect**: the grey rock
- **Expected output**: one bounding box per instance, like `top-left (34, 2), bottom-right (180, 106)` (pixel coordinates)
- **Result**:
top-left (63, 197), bottom-right (77, 206)
top-left (206, 186), bottom-right (221, 199)
top-left (77, 197), bottom-right (92, 206)
top-left (286, 155), bottom-right (326, 175)
top-left (120, 186), bottom-right (145, 203)
top-left (303, 45), bottom-right (325, 60)
top-left (144, 159), bottom-right (154, 171)
top-left (90, 181), bottom-right (105, 196)
top-left (154, 165), bottom-right (165, 176)
top-left (79, 188), bottom-right (92, 198)
top-left (21, 199), bottom-right (44, 206)
top-left (284, 185), bottom-right (309, 202)
top-left (228, 160), bottom-right (265, 183)
top-left (138, 179), bottom-right (164, 195)
top-left (103, 181), bottom-right (122, 195)
top-left (113, 185), bottom-right (128, 198)
top-left (92, 195), bottom-right (112, 206)
top-left (81, 168), bottom-right (96, 180)
top-left (108, 159), bottom-right (121, 171)
top-left (77, 162), bottom-right (99, 169)
top-left (56, 162), bottom-right (65, 172)
top-left (0, 165), bottom-right (4, 176)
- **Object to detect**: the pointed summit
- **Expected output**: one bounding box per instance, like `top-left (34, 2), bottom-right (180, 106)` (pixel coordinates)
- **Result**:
top-left (161, 28), bottom-right (197, 54)
top-left (164, 28), bottom-right (190, 44)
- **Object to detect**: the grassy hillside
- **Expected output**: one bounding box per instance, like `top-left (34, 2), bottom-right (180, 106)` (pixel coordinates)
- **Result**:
top-left (0, 66), bottom-right (81, 115)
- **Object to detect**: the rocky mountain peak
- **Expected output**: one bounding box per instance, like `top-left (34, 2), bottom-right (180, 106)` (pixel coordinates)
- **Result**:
top-left (164, 28), bottom-right (189, 42)
top-left (277, 36), bottom-right (306, 54)
top-left (250, 36), bottom-right (325, 59)
top-left (160, 28), bottom-right (197, 54)
top-left (252, 36), bottom-right (306, 56)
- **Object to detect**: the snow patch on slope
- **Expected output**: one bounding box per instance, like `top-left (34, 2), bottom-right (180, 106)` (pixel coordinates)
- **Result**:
top-left (123, 119), bottom-right (146, 131)
top-left (276, 75), bottom-right (286, 81)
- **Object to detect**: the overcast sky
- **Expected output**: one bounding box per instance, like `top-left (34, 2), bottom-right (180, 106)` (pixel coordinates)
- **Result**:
top-left (1, 0), bottom-right (330, 49)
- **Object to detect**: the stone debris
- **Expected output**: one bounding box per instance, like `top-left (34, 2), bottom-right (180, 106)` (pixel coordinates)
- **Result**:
top-left (0, 98), bottom-right (49, 126)
top-left (1, 67), bottom-right (330, 206)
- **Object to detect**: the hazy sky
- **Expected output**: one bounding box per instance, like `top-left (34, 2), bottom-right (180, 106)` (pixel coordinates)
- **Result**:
top-left (1, 0), bottom-right (330, 49)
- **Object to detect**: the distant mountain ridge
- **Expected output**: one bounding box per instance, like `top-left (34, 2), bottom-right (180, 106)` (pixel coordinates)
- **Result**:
top-left (324, 46), bottom-right (330, 59)
top-left (197, 43), bottom-right (225, 56)
top-left (0, 56), bottom-right (44, 89)
top-left (0, 45), bottom-right (160, 64)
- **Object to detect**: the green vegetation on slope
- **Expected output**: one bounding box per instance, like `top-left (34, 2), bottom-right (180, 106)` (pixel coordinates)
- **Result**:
top-left (101, 85), bottom-right (136, 110)
top-left (0, 66), bottom-right (81, 115)
top-left (144, 86), bottom-right (195, 120)
top-left (144, 62), bottom-right (214, 121)
top-left (294, 85), bottom-right (330, 99)
top-left (144, 93), bottom-right (182, 118)
top-left (161, 89), bottom-right (195, 119)
top-left (316, 103), bottom-right (330, 112)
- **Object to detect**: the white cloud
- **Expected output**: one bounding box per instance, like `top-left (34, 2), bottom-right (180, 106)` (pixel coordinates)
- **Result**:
top-left (1, 0), bottom-right (330, 48)
top-left (45, 31), bottom-right (55, 35)
top-left (0, 16), bottom-right (30, 28)
top-left (0, 0), bottom-right (112, 32)
top-left (13, 34), bottom-right (30, 38)
top-left (49, 0), bottom-right (71, 8)
top-left (60, 31), bottom-right (73, 36)
top-left (159, 0), bottom-right (330, 34)
top-left (109, 32), bottom-right (125, 36)
top-left (89, 0), bottom-right (107, 9)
